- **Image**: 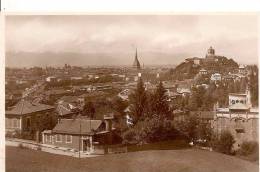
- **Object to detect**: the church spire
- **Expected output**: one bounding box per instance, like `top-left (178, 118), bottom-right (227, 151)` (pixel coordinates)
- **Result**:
top-left (133, 48), bottom-right (141, 70)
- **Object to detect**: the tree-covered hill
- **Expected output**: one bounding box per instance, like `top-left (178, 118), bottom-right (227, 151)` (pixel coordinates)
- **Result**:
top-left (170, 56), bottom-right (239, 80)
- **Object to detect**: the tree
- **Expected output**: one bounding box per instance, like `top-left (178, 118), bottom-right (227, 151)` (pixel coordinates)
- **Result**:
top-left (188, 86), bottom-right (206, 111)
top-left (111, 96), bottom-right (128, 115)
top-left (175, 114), bottom-right (200, 142)
top-left (150, 81), bottom-right (172, 119)
top-left (83, 99), bottom-right (96, 119)
top-left (249, 65), bottom-right (258, 107)
top-left (129, 78), bottom-right (147, 123)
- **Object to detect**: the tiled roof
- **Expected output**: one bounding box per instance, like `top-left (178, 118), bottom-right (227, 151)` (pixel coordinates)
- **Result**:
top-left (229, 93), bottom-right (247, 97)
top-left (58, 96), bottom-right (79, 103)
top-left (56, 102), bottom-right (76, 116)
top-left (6, 100), bottom-right (54, 115)
top-left (52, 119), bottom-right (103, 135)
top-left (79, 91), bottom-right (107, 98)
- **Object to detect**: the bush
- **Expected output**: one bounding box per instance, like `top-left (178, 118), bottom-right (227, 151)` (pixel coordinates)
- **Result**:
top-left (122, 117), bottom-right (181, 144)
top-left (212, 130), bottom-right (235, 155)
top-left (18, 143), bottom-right (25, 149)
top-left (122, 129), bottom-right (139, 144)
top-left (237, 141), bottom-right (259, 156)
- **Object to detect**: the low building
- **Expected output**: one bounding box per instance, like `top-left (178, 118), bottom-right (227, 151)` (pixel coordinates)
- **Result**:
top-left (199, 69), bottom-right (207, 75)
top-left (210, 73), bottom-right (221, 81)
top-left (46, 76), bottom-right (58, 82)
top-left (213, 90), bottom-right (258, 150)
top-left (185, 57), bottom-right (202, 65)
top-left (42, 115), bottom-right (122, 155)
top-left (5, 99), bottom-right (55, 141)
top-left (118, 89), bottom-right (132, 101)
top-left (177, 87), bottom-right (191, 97)
top-left (238, 65), bottom-right (247, 75)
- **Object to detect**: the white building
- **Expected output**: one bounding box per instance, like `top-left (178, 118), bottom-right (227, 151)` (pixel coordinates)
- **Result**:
top-left (214, 88), bottom-right (258, 150)
top-left (210, 73), bottom-right (221, 81)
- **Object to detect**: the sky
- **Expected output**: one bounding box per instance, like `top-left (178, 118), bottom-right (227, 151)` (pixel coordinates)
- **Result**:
top-left (5, 15), bottom-right (259, 67)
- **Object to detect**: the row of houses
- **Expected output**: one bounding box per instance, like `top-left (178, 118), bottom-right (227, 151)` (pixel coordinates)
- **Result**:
top-left (5, 95), bottom-right (123, 155)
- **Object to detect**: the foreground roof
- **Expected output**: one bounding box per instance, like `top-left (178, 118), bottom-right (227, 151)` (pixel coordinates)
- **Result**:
top-left (6, 100), bottom-right (54, 115)
top-left (52, 119), bottom-right (103, 135)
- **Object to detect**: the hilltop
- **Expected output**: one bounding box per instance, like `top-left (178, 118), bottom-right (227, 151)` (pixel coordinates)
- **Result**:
top-left (170, 48), bottom-right (239, 80)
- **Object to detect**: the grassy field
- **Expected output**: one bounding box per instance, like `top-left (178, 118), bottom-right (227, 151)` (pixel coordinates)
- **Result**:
top-left (6, 146), bottom-right (258, 172)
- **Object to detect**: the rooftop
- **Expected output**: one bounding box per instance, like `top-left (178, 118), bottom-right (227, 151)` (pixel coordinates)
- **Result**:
top-left (53, 118), bottom-right (103, 135)
top-left (6, 100), bottom-right (54, 115)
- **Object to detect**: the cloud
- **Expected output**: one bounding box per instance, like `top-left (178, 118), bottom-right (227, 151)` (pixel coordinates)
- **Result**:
top-left (5, 15), bottom-right (259, 66)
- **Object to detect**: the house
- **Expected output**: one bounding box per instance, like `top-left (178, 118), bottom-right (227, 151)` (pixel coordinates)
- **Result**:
top-left (199, 69), bottom-right (207, 75)
top-left (5, 99), bottom-right (55, 141)
top-left (185, 57), bottom-right (201, 65)
top-left (42, 115), bottom-right (122, 155)
top-left (177, 87), bottom-right (191, 97)
top-left (210, 73), bottom-right (221, 81)
top-left (238, 65), bottom-right (247, 75)
top-left (46, 76), bottom-right (58, 82)
top-left (213, 89), bottom-right (258, 150)
top-left (56, 101), bottom-right (79, 119)
top-left (118, 89), bottom-right (132, 101)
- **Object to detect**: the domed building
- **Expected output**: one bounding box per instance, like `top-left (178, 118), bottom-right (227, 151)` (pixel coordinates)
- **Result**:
top-left (205, 46), bottom-right (218, 63)
top-left (206, 46), bottom-right (215, 57)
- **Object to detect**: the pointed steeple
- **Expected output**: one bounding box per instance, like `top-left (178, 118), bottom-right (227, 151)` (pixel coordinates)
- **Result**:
top-left (133, 48), bottom-right (141, 70)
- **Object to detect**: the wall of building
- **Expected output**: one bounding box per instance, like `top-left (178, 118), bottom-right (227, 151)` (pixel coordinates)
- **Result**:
top-left (43, 133), bottom-right (82, 151)
top-left (229, 95), bottom-right (247, 106)
top-left (214, 114), bottom-right (258, 150)
top-left (5, 116), bottom-right (21, 132)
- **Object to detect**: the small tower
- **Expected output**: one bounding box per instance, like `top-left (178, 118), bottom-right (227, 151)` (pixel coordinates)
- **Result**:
top-left (133, 48), bottom-right (141, 70)
top-left (206, 46), bottom-right (216, 59)
top-left (207, 46), bottom-right (215, 56)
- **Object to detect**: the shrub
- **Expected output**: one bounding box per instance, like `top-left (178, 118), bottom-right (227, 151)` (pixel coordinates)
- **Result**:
top-left (122, 129), bottom-right (138, 144)
top-left (18, 143), bottom-right (25, 149)
top-left (122, 117), bottom-right (180, 144)
top-left (36, 146), bottom-right (42, 151)
top-left (237, 141), bottom-right (259, 156)
top-left (212, 130), bottom-right (235, 155)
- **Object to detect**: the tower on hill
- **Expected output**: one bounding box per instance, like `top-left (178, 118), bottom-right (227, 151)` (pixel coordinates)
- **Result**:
top-left (133, 48), bottom-right (141, 70)
top-left (206, 46), bottom-right (215, 58)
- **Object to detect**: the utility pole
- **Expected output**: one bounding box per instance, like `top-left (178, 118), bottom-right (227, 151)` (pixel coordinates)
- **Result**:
top-left (78, 118), bottom-right (81, 158)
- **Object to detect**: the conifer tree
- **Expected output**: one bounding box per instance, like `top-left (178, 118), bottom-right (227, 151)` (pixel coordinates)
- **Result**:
top-left (83, 98), bottom-right (95, 119)
top-left (151, 81), bottom-right (171, 119)
top-left (129, 78), bottom-right (147, 123)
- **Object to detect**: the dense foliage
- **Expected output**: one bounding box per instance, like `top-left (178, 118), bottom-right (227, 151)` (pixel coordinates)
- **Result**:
top-left (212, 130), bottom-right (235, 155)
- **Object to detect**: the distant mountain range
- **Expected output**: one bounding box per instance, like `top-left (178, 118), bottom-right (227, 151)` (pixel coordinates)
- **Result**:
top-left (5, 51), bottom-right (192, 68)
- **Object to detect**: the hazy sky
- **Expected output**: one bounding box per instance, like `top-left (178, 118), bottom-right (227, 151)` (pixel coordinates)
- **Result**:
top-left (5, 15), bottom-right (259, 67)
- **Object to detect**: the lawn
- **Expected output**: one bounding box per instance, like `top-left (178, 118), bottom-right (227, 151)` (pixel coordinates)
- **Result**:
top-left (6, 146), bottom-right (258, 172)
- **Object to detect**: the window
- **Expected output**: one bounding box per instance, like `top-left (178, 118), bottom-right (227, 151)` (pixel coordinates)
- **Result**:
top-left (13, 119), bottom-right (20, 128)
top-left (56, 134), bottom-right (62, 142)
top-left (46, 135), bottom-right (52, 142)
top-left (66, 135), bottom-right (72, 143)
top-left (26, 117), bottom-right (31, 128)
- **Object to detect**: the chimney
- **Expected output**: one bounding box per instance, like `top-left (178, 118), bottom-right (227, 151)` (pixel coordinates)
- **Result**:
top-left (104, 114), bottom-right (114, 131)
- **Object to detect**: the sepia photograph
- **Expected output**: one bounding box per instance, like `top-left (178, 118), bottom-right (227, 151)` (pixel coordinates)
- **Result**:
top-left (4, 14), bottom-right (259, 172)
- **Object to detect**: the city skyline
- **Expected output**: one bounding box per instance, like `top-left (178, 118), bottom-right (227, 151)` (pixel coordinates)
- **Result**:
top-left (6, 15), bottom-right (259, 67)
